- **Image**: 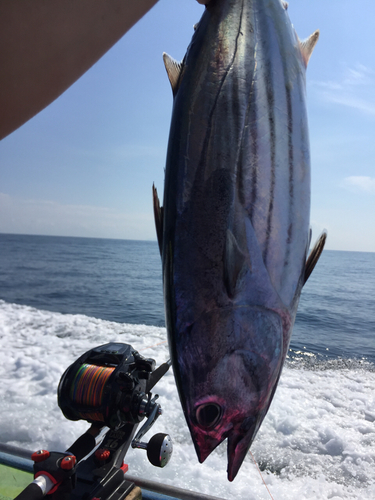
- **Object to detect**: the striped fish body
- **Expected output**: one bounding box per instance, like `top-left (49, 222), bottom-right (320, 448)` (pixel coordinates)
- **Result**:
top-left (160, 0), bottom-right (317, 481)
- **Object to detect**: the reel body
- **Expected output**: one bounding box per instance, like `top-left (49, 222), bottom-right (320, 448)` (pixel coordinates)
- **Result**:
top-left (58, 342), bottom-right (156, 429)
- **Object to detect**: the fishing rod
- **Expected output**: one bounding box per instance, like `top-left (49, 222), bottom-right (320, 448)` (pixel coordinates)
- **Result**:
top-left (14, 342), bottom-right (173, 500)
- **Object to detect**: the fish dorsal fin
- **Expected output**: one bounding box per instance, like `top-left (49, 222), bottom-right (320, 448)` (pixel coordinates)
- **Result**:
top-left (224, 229), bottom-right (249, 299)
top-left (163, 53), bottom-right (184, 94)
top-left (282, 1), bottom-right (289, 10)
top-left (299, 30), bottom-right (320, 67)
top-left (152, 184), bottom-right (163, 257)
top-left (304, 231), bottom-right (327, 284)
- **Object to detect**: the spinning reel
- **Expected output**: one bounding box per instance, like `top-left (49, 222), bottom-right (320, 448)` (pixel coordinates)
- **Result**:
top-left (17, 343), bottom-right (173, 500)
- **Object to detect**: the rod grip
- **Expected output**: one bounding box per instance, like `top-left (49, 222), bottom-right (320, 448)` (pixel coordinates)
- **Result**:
top-left (14, 482), bottom-right (44, 500)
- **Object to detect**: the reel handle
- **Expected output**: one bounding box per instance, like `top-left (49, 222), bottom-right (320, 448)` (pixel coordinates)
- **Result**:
top-left (132, 433), bottom-right (173, 468)
top-left (147, 433), bottom-right (173, 467)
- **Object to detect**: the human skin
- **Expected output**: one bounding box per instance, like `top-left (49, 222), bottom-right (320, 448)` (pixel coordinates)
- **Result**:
top-left (0, 0), bottom-right (210, 140)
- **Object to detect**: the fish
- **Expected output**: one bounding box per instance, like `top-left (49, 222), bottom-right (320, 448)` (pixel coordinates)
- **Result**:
top-left (153, 0), bottom-right (326, 481)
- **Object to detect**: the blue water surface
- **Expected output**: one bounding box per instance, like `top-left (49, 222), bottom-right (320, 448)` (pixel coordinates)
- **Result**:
top-left (0, 233), bottom-right (374, 361)
top-left (0, 234), bottom-right (164, 326)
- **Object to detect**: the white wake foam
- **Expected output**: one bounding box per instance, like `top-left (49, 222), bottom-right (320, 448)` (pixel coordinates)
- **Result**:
top-left (0, 300), bottom-right (374, 499)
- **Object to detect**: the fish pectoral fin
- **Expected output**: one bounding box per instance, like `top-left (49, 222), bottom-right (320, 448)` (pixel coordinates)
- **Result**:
top-left (299, 30), bottom-right (320, 67)
top-left (304, 230), bottom-right (327, 284)
top-left (152, 184), bottom-right (163, 257)
top-left (163, 53), bottom-right (184, 95)
top-left (224, 229), bottom-right (249, 298)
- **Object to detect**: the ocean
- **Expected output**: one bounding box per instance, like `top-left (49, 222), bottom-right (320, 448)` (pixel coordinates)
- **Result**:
top-left (0, 233), bottom-right (374, 499)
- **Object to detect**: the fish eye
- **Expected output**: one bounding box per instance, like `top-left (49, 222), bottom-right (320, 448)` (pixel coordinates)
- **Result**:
top-left (195, 403), bottom-right (222, 429)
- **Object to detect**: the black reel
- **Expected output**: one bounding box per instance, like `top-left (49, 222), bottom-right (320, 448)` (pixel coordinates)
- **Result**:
top-left (58, 342), bottom-right (173, 469)
top-left (16, 344), bottom-right (173, 500)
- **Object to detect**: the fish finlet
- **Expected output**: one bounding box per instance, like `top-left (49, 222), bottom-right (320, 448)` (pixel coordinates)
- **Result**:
top-left (163, 52), bottom-right (183, 94)
top-left (299, 30), bottom-right (320, 67)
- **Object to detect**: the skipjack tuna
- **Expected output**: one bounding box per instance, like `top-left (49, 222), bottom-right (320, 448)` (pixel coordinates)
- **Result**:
top-left (153, 0), bottom-right (326, 481)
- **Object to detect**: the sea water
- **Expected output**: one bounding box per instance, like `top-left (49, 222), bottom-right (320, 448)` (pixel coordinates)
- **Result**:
top-left (0, 233), bottom-right (374, 499)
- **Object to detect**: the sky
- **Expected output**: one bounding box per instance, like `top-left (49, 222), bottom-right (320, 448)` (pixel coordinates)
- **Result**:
top-left (1, 0), bottom-right (374, 252)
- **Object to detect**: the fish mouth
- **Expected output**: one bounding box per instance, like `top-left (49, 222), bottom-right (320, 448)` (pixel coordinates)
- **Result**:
top-left (226, 418), bottom-right (258, 482)
top-left (190, 397), bottom-right (229, 463)
top-left (175, 305), bottom-right (285, 476)
top-left (191, 395), bottom-right (263, 479)
top-left (193, 398), bottom-right (263, 481)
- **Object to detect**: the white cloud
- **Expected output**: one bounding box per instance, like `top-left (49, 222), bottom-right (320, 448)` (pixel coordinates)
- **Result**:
top-left (341, 176), bottom-right (375, 194)
top-left (312, 64), bottom-right (375, 116)
top-left (0, 193), bottom-right (156, 240)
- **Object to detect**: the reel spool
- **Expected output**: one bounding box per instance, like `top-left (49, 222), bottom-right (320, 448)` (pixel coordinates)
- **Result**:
top-left (58, 342), bottom-right (156, 429)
